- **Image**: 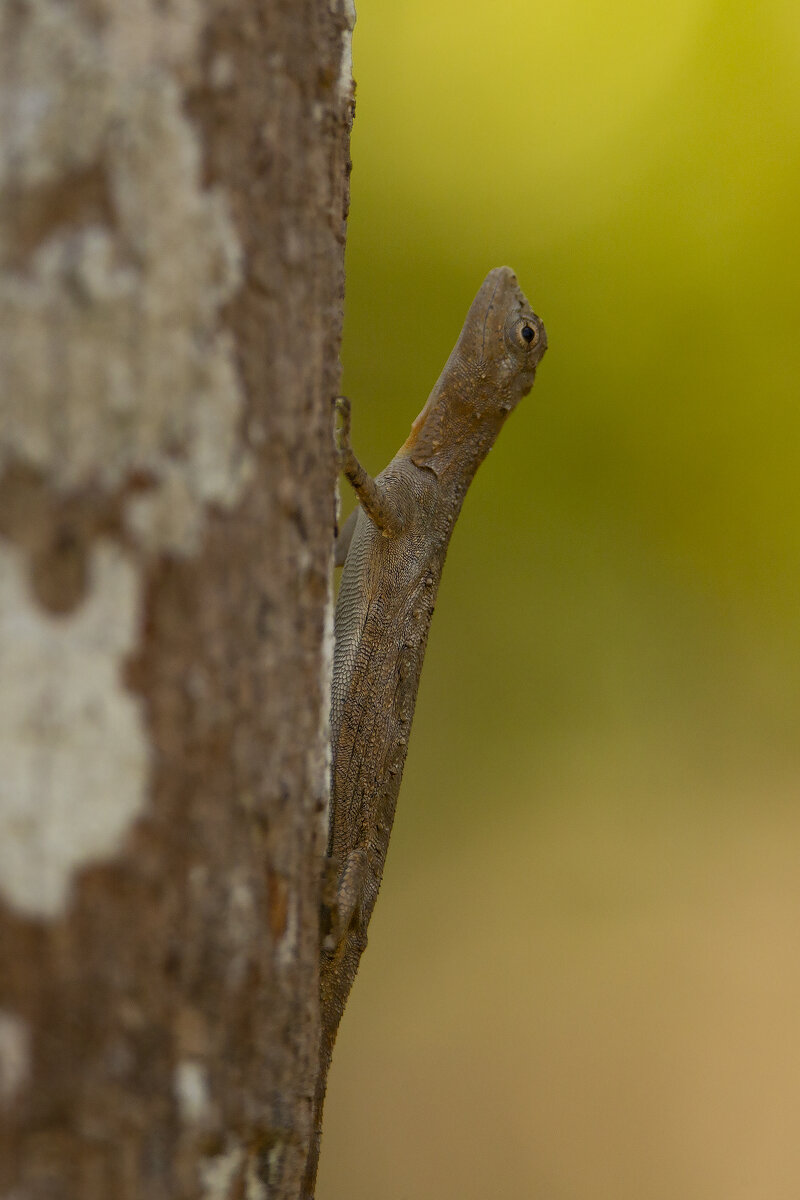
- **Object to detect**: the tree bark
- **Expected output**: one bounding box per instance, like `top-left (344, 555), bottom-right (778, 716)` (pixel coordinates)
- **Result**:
top-left (0, 1), bottom-right (353, 1196)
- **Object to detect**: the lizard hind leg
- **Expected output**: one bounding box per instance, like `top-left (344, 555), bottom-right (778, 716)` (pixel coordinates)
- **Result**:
top-left (322, 847), bottom-right (369, 955)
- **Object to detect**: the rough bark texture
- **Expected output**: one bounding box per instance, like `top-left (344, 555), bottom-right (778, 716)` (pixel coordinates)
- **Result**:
top-left (0, 1), bottom-right (353, 1197)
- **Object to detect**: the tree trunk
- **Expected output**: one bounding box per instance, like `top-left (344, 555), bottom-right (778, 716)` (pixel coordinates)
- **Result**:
top-left (0, 1), bottom-right (353, 1196)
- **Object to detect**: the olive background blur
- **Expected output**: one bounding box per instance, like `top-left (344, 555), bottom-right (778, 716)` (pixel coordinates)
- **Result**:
top-left (319, 2), bottom-right (800, 1197)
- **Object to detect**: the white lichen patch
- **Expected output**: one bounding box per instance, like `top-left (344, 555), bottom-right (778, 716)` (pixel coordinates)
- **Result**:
top-left (275, 888), bottom-right (300, 971)
top-left (0, 541), bottom-right (149, 917)
top-left (245, 1158), bottom-right (268, 1200)
top-left (0, 1010), bottom-right (30, 1106)
top-left (0, 0), bottom-right (110, 190)
top-left (0, 1), bottom-right (253, 557)
top-left (199, 1143), bottom-right (269, 1200)
top-left (336, 0), bottom-right (357, 105)
top-left (174, 1059), bottom-right (211, 1124)
top-left (0, 0), bottom-right (206, 192)
top-left (199, 1144), bottom-right (244, 1200)
top-left (227, 868), bottom-right (256, 967)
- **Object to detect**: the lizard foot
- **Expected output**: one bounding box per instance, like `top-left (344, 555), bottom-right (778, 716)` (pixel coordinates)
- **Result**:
top-left (333, 395), bottom-right (352, 465)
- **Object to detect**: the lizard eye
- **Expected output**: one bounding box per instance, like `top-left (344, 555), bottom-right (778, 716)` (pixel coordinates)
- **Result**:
top-left (504, 312), bottom-right (545, 359)
top-left (511, 317), bottom-right (539, 350)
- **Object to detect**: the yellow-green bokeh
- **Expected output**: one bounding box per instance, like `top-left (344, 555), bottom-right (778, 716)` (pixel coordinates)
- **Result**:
top-left (321, 2), bottom-right (800, 1196)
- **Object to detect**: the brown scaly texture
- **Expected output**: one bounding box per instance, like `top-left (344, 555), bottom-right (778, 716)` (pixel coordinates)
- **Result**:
top-left (304, 266), bottom-right (547, 1195)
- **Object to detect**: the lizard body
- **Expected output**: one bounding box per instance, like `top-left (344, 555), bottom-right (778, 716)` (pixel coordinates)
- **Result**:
top-left (303, 266), bottom-right (546, 1195)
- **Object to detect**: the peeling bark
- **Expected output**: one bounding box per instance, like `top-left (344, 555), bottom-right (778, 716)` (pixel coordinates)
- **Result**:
top-left (0, 1), bottom-right (353, 1196)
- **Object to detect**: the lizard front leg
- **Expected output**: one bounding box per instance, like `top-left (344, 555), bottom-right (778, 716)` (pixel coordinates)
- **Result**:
top-left (335, 397), bottom-right (407, 537)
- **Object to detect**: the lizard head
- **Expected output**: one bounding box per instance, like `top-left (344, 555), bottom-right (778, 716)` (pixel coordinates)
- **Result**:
top-left (467, 265), bottom-right (547, 408)
top-left (403, 267), bottom-right (546, 476)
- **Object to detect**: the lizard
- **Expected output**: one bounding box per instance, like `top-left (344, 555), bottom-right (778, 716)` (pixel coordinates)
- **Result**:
top-left (303, 265), bottom-right (547, 1196)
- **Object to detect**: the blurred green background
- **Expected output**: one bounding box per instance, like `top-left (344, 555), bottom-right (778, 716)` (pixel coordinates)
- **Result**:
top-left (320, 1), bottom-right (800, 1196)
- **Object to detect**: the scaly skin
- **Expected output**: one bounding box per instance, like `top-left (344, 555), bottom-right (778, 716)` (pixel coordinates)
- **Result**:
top-left (303, 266), bottom-right (547, 1196)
